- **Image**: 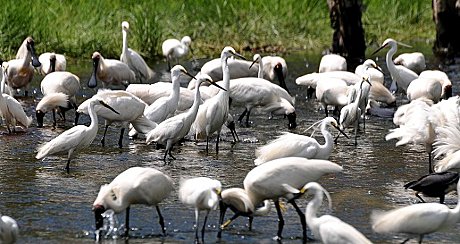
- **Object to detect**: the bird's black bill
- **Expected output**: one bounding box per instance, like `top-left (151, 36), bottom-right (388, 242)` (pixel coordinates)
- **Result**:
top-left (88, 58), bottom-right (99, 88)
top-left (249, 59), bottom-right (258, 70)
top-left (93, 205), bottom-right (106, 231)
top-left (99, 100), bottom-right (120, 115)
top-left (287, 112), bottom-right (297, 129)
top-left (333, 124), bottom-right (349, 139)
top-left (207, 79), bottom-right (227, 91)
top-left (371, 44), bottom-right (387, 56)
top-left (28, 41), bottom-right (41, 68)
top-left (36, 110), bottom-right (45, 128)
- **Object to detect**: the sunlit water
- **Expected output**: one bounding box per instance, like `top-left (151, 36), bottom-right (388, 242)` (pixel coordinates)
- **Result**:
top-left (1, 47), bottom-right (460, 244)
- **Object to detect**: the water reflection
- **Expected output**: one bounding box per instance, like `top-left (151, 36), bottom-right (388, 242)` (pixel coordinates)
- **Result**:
top-left (0, 48), bottom-right (459, 243)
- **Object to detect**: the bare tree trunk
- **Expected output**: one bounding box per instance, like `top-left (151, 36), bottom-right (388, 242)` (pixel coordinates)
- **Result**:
top-left (432, 0), bottom-right (460, 59)
top-left (328, 0), bottom-right (366, 71)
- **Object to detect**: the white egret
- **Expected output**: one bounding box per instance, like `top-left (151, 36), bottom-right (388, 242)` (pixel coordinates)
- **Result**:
top-left (38, 52), bottom-right (66, 75)
top-left (404, 171), bottom-right (459, 203)
top-left (371, 179), bottom-right (460, 243)
top-left (406, 77), bottom-right (442, 103)
top-left (217, 188), bottom-right (271, 238)
top-left (179, 177), bottom-right (222, 242)
top-left (354, 59), bottom-right (384, 84)
top-left (143, 65), bottom-right (190, 124)
top-left (0, 214), bottom-right (19, 244)
top-left (433, 117), bottom-right (460, 173)
top-left (162, 36), bottom-right (192, 71)
top-left (419, 70), bottom-right (452, 99)
top-left (120, 21), bottom-right (155, 83)
top-left (77, 89), bottom-right (154, 148)
top-left (338, 86), bottom-right (361, 146)
top-left (318, 54), bottom-right (347, 73)
top-left (244, 157), bottom-right (343, 241)
top-left (87, 51), bottom-right (136, 88)
top-left (394, 52), bottom-right (426, 74)
top-left (305, 182), bottom-right (372, 244)
top-left (146, 74), bottom-right (226, 162)
top-left (93, 167), bottom-right (174, 237)
top-left (3, 36), bottom-right (41, 96)
top-left (36, 71), bottom-right (80, 128)
top-left (372, 38), bottom-right (418, 93)
top-left (254, 117), bottom-right (347, 165)
top-left (192, 46), bottom-right (245, 153)
top-left (36, 99), bottom-right (119, 173)
top-left (0, 65), bottom-right (33, 133)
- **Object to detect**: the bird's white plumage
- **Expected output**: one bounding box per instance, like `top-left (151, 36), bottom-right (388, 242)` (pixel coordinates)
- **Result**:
top-left (89, 51), bottom-right (136, 88)
top-left (394, 52), bottom-right (426, 74)
top-left (318, 54), bottom-right (347, 73)
top-left (355, 59), bottom-right (384, 84)
top-left (406, 77), bottom-right (442, 103)
top-left (38, 52), bottom-right (66, 75)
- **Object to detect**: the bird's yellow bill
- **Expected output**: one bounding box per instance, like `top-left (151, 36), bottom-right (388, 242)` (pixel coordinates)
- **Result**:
top-left (221, 219), bottom-right (232, 229)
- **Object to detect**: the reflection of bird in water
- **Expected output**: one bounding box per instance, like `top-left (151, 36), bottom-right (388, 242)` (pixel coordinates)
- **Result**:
top-left (404, 171), bottom-right (459, 204)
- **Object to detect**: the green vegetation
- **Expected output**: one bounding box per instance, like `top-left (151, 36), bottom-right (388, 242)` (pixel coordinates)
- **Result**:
top-left (0, 0), bottom-right (434, 61)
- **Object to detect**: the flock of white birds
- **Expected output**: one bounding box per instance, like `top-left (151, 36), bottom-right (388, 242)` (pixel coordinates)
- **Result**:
top-left (1, 20), bottom-right (459, 244)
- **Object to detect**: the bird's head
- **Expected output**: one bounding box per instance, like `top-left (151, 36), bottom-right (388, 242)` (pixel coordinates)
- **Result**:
top-left (92, 204), bottom-right (106, 231)
top-left (221, 46), bottom-right (246, 62)
top-left (249, 54), bottom-right (262, 70)
top-left (26, 37), bottom-right (41, 68)
top-left (88, 52), bottom-right (102, 88)
top-left (122, 21), bottom-right (130, 31)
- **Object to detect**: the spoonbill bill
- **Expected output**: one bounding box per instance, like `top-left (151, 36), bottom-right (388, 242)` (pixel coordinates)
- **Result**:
top-left (305, 182), bottom-right (372, 244)
top-left (394, 52), bottom-right (426, 74)
top-left (93, 167), bottom-right (174, 237)
top-left (87, 51), bottom-right (135, 88)
top-left (192, 46), bottom-right (245, 153)
top-left (371, 179), bottom-right (460, 243)
top-left (0, 64), bottom-right (32, 133)
top-left (318, 54), bottom-right (347, 73)
top-left (3, 36), bottom-right (41, 96)
top-left (162, 36), bottom-right (192, 71)
top-left (36, 99), bottom-right (119, 173)
top-left (120, 21), bottom-right (155, 83)
top-left (38, 52), bottom-right (66, 75)
top-left (179, 177), bottom-right (221, 242)
top-left (0, 214), bottom-right (19, 244)
top-left (372, 38), bottom-right (418, 93)
top-left (36, 71), bottom-right (80, 128)
top-left (254, 117), bottom-right (347, 165)
top-left (146, 74), bottom-right (226, 162)
top-left (404, 171), bottom-right (459, 203)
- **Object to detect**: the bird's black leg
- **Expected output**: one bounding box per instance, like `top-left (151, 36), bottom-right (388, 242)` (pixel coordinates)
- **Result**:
top-left (206, 137), bottom-right (209, 154)
top-left (415, 193), bottom-right (426, 203)
top-left (163, 150), bottom-right (168, 164)
top-left (216, 134), bottom-right (220, 154)
top-left (125, 206), bottom-right (130, 238)
top-left (217, 202), bottom-right (227, 238)
top-left (248, 216), bottom-right (253, 231)
top-left (156, 206), bottom-right (166, 235)
top-left (440, 195), bottom-right (445, 204)
top-left (118, 128), bottom-right (125, 148)
top-left (401, 238), bottom-right (411, 243)
top-left (101, 124), bottom-right (109, 146)
top-left (428, 151), bottom-right (433, 174)
top-left (418, 234), bottom-right (424, 244)
top-left (245, 109), bottom-right (251, 127)
top-left (274, 200), bottom-right (284, 241)
top-left (52, 109), bottom-right (57, 128)
top-left (202, 210), bottom-right (210, 242)
top-left (65, 158), bottom-right (71, 174)
top-left (238, 109), bottom-right (248, 124)
top-left (168, 147), bottom-right (176, 160)
top-left (288, 199), bottom-right (307, 242)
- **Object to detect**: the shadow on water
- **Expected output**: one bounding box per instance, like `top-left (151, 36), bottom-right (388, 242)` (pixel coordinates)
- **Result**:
top-left (1, 45), bottom-right (460, 243)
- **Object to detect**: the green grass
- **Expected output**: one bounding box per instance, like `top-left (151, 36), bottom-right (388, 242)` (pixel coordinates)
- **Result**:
top-left (0, 0), bottom-right (434, 61)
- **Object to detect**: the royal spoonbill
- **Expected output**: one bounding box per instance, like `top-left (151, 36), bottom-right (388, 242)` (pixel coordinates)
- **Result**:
top-left (38, 52), bottom-right (66, 75)
top-left (318, 54), bottom-right (347, 73)
top-left (394, 52), bottom-right (426, 74)
top-left (87, 51), bottom-right (136, 88)
top-left (162, 36), bottom-right (192, 71)
top-left (419, 70), bottom-right (452, 99)
top-left (93, 167), bottom-right (174, 237)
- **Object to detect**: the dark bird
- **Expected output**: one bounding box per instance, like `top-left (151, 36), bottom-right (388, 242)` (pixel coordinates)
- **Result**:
top-left (404, 171), bottom-right (459, 204)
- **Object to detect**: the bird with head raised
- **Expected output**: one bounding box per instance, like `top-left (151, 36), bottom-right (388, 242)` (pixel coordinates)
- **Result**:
top-left (120, 21), bottom-right (155, 83)
top-left (371, 178), bottom-right (460, 243)
top-left (179, 176), bottom-right (222, 242)
top-left (36, 98), bottom-right (119, 173)
top-left (305, 182), bottom-right (372, 244)
top-left (162, 36), bottom-right (192, 71)
top-left (93, 167), bottom-right (174, 238)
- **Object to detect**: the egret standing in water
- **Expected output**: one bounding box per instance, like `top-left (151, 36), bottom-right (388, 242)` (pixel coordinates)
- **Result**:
top-left (93, 167), bottom-right (174, 237)
top-left (120, 21), bottom-right (155, 83)
top-left (36, 99), bottom-right (119, 173)
top-left (162, 36), bottom-right (192, 71)
top-left (192, 46), bottom-right (245, 153)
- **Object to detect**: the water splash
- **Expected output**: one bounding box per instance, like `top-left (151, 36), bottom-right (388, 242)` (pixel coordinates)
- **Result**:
top-left (95, 209), bottom-right (124, 241)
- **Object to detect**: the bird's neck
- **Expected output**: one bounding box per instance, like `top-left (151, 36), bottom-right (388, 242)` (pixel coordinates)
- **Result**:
top-left (306, 191), bottom-right (323, 223)
top-left (321, 124), bottom-right (334, 151)
top-left (257, 59), bottom-right (264, 79)
top-left (188, 83), bottom-right (202, 117)
top-left (122, 30), bottom-right (128, 55)
top-left (385, 46), bottom-right (397, 76)
top-left (169, 79), bottom-right (181, 102)
top-left (88, 103), bottom-right (99, 130)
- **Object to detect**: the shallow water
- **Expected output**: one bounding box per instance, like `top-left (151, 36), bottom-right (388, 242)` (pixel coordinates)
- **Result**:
top-left (1, 47), bottom-right (460, 244)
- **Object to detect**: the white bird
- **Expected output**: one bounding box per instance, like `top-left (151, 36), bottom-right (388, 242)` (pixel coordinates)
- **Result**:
top-left (367, 80), bottom-right (396, 107)
top-left (217, 188), bottom-right (271, 238)
top-left (371, 179), bottom-right (460, 243)
top-left (87, 51), bottom-right (136, 88)
top-left (372, 38), bottom-right (418, 93)
top-left (419, 70), bottom-right (452, 99)
top-left (305, 182), bottom-right (372, 244)
top-left (3, 36), bottom-right (41, 96)
top-left (354, 59), bottom-right (384, 84)
top-left (146, 74), bottom-right (225, 162)
top-left (162, 36), bottom-right (192, 71)
top-left (0, 214), bottom-right (19, 244)
top-left (120, 21), bottom-right (155, 83)
top-left (296, 71), bottom-right (359, 100)
top-left (338, 87), bottom-right (361, 146)
top-left (189, 55), bottom-right (288, 90)
top-left (433, 118), bottom-right (460, 173)
top-left (0, 64), bottom-right (32, 133)
top-left (254, 117), bottom-right (347, 165)
top-left (318, 54), bottom-right (347, 73)
top-left (36, 71), bottom-right (81, 128)
top-left (315, 77), bottom-right (351, 117)
top-left (143, 65), bottom-right (190, 124)
top-left (77, 89), bottom-right (154, 148)
top-left (38, 52), bottom-right (66, 75)
top-left (36, 98), bottom-right (119, 173)
top-left (248, 53), bottom-right (290, 93)
top-left (406, 77), bottom-right (442, 103)
top-left (179, 177), bottom-right (222, 242)
top-left (243, 157), bottom-right (343, 241)
top-left (394, 52), bottom-right (426, 74)
top-left (192, 46), bottom-right (245, 153)
top-left (93, 167), bottom-right (174, 237)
